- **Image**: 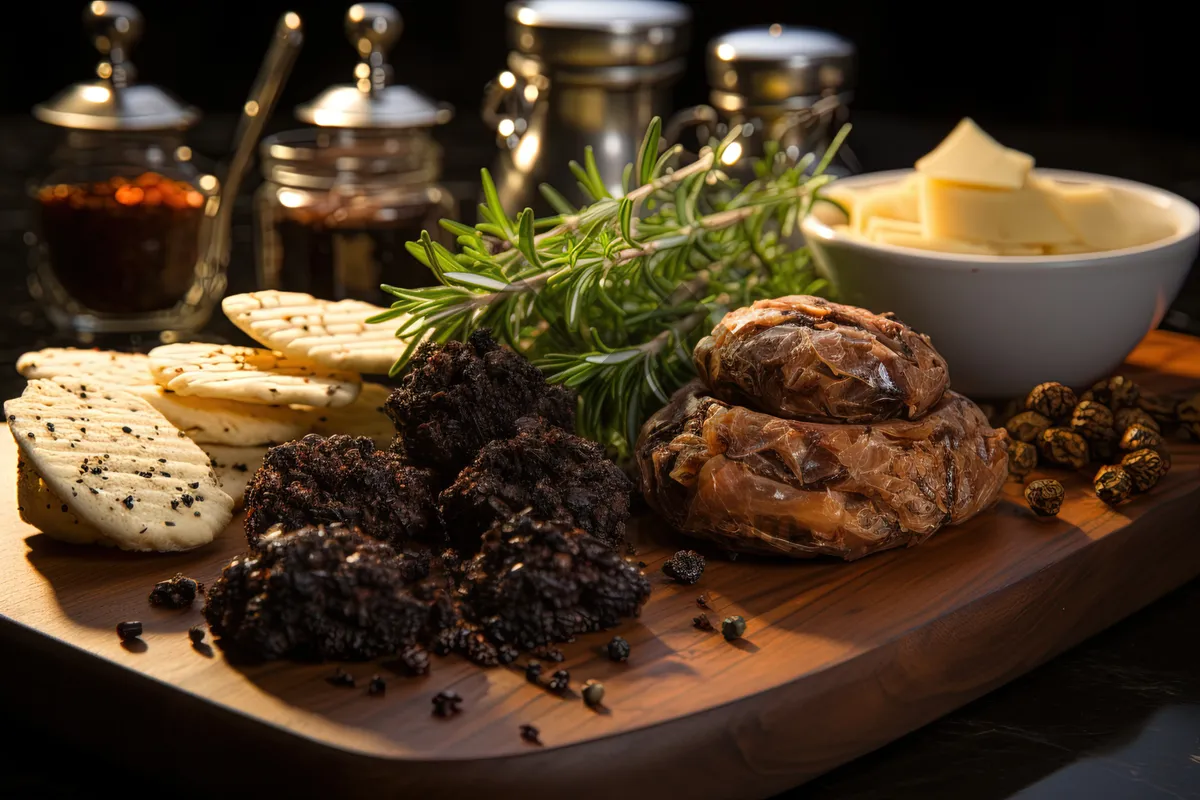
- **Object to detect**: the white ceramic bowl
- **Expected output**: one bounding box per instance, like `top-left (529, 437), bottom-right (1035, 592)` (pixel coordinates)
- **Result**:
top-left (801, 169), bottom-right (1200, 398)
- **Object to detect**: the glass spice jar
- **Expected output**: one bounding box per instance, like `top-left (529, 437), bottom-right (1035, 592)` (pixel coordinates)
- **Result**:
top-left (254, 4), bottom-right (454, 305)
top-left (255, 128), bottom-right (453, 305)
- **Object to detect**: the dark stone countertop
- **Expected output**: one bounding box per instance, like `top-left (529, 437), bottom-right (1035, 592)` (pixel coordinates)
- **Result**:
top-left (0, 112), bottom-right (1198, 799)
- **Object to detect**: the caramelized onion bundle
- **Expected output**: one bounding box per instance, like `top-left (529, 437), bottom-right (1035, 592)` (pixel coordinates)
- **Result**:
top-left (693, 295), bottom-right (950, 423)
top-left (637, 381), bottom-right (1007, 560)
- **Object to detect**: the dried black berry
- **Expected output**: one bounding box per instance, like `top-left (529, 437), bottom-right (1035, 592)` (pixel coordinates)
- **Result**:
top-left (525, 660), bottom-right (543, 683)
top-left (116, 620), bottom-right (142, 641)
top-left (1037, 427), bottom-right (1089, 470)
top-left (1005, 411), bottom-right (1053, 444)
top-left (606, 636), bottom-right (631, 662)
top-left (326, 668), bottom-right (356, 688)
top-left (693, 613), bottom-right (714, 631)
top-left (368, 675), bottom-right (387, 696)
top-left (1121, 449), bottom-right (1165, 492)
top-left (519, 724), bottom-right (542, 745)
top-left (1094, 465), bottom-right (1133, 505)
top-left (662, 550), bottom-right (705, 584)
top-left (1024, 479), bottom-right (1065, 517)
top-left (722, 615), bottom-right (747, 641)
top-left (148, 573), bottom-right (202, 609)
top-left (1026, 382), bottom-right (1077, 421)
top-left (188, 625), bottom-right (206, 646)
top-left (432, 690), bottom-right (463, 717)
top-left (1007, 440), bottom-right (1037, 478)
top-left (582, 679), bottom-right (605, 707)
top-left (548, 669), bottom-right (570, 693)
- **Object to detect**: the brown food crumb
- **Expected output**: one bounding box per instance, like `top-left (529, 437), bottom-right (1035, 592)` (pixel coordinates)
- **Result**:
top-left (432, 690), bottom-right (463, 717)
top-left (368, 675), bottom-right (387, 696)
top-left (693, 613), bottom-right (715, 631)
top-left (148, 573), bottom-right (202, 609)
top-left (116, 620), bottom-right (142, 641)
top-left (326, 668), bottom-right (356, 688)
top-left (519, 723), bottom-right (542, 745)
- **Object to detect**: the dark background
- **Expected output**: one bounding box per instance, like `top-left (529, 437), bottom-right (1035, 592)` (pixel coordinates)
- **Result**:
top-left (1, 0), bottom-right (1193, 140)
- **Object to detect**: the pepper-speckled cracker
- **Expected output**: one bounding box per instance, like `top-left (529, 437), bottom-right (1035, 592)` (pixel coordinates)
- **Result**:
top-left (5, 379), bottom-right (233, 552)
top-left (16, 456), bottom-right (112, 546)
top-left (149, 342), bottom-right (361, 408)
top-left (222, 290), bottom-right (407, 375)
top-left (202, 444), bottom-right (268, 509)
top-left (17, 348), bottom-right (151, 386)
top-left (310, 382), bottom-right (396, 448)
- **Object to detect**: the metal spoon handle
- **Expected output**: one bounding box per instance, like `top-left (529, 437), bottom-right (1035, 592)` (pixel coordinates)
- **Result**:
top-left (210, 12), bottom-right (304, 265)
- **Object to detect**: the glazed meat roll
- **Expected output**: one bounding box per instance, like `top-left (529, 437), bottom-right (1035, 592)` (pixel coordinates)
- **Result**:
top-left (637, 381), bottom-right (1008, 560)
top-left (693, 295), bottom-right (950, 423)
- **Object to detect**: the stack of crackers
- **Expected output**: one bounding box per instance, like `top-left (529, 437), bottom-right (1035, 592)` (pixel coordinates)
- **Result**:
top-left (5, 291), bottom-right (404, 552)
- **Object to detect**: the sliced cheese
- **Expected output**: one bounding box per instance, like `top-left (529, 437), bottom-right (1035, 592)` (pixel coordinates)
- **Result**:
top-left (915, 118), bottom-right (1034, 190)
top-left (1040, 176), bottom-right (1176, 250)
top-left (871, 229), bottom-right (997, 254)
top-left (852, 176), bottom-right (919, 233)
top-left (865, 217), bottom-right (923, 237)
top-left (918, 175), bottom-right (1076, 245)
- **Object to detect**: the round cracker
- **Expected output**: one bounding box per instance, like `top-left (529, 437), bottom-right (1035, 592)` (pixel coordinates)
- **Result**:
top-left (310, 382), bottom-right (396, 448)
top-left (126, 385), bottom-right (313, 446)
top-left (222, 290), bottom-right (407, 375)
top-left (149, 343), bottom-right (361, 408)
top-left (5, 379), bottom-right (233, 552)
top-left (17, 456), bottom-right (113, 546)
top-left (201, 444), bottom-right (267, 509)
top-left (16, 348), bottom-right (151, 386)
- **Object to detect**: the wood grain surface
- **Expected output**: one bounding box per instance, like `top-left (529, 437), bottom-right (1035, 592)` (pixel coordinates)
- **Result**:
top-left (3, 330), bottom-right (1200, 800)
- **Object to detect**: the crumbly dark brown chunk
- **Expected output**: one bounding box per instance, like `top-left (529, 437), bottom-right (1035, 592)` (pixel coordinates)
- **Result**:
top-left (1094, 465), bottom-right (1133, 505)
top-left (1024, 479), bottom-right (1065, 517)
top-left (1026, 382), bottom-right (1077, 421)
top-left (662, 550), bottom-right (706, 584)
top-left (203, 524), bottom-right (431, 661)
top-left (455, 514), bottom-right (651, 653)
top-left (438, 420), bottom-right (632, 553)
top-left (148, 573), bottom-right (203, 609)
top-left (385, 330), bottom-right (576, 479)
top-left (244, 434), bottom-right (441, 550)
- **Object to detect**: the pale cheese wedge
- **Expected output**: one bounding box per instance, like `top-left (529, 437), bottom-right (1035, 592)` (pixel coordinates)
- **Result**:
top-left (1040, 177), bottom-right (1177, 251)
top-left (870, 228), bottom-right (998, 254)
top-left (918, 176), bottom-right (1076, 245)
top-left (915, 117), bottom-right (1034, 190)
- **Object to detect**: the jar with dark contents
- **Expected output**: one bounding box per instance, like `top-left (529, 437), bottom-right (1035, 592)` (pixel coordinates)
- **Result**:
top-left (255, 128), bottom-right (453, 304)
top-left (256, 4), bottom-right (454, 305)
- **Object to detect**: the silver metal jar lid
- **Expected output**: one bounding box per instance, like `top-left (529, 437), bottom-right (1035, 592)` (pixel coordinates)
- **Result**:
top-left (507, 0), bottom-right (690, 68)
top-left (33, 2), bottom-right (199, 131)
top-left (295, 3), bottom-right (452, 129)
top-left (708, 26), bottom-right (855, 108)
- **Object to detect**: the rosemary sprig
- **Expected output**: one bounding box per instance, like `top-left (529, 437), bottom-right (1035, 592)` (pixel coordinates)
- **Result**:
top-left (372, 118), bottom-right (846, 459)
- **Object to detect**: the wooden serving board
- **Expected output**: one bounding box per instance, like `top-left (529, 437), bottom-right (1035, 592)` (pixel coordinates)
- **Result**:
top-left (3, 330), bottom-right (1200, 800)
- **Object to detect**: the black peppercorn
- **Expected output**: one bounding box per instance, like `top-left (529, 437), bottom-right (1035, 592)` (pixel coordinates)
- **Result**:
top-left (606, 636), bottom-right (631, 662)
top-left (116, 620), bottom-right (142, 641)
top-left (1119, 423), bottom-right (1164, 453)
top-left (548, 669), bottom-right (570, 693)
top-left (1120, 449), bottom-right (1165, 492)
top-left (1094, 465), bottom-right (1133, 505)
top-left (188, 625), bottom-right (206, 646)
top-left (326, 668), bottom-right (356, 688)
top-left (525, 661), bottom-right (543, 683)
top-left (1069, 401), bottom-right (1115, 441)
top-left (693, 613), bottom-right (714, 631)
top-left (1005, 411), bottom-right (1053, 443)
top-left (722, 615), bottom-right (747, 641)
top-left (368, 675), bottom-right (387, 696)
top-left (520, 724), bottom-right (542, 745)
top-left (1026, 382), bottom-right (1077, 421)
top-left (1114, 407), bottom-right (1160, 434)
top-left (1024, 479), bottom-right (1065, 517)
top-left (582, 679), bottom-right (605, 707)
top-left (662, 550), bottom-right (706, 584)
top-left (432, 690), bottom-right (463, 717)
top-left (1037, 427), bottom-right (1089, 470)
top-left (1007, 440), bottom-right (1038, 478)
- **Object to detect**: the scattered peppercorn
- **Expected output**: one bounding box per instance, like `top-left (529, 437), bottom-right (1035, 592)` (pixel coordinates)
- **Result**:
top-left (432, 690), bottom-right (463, 717)
top-left (696, 593), bottom-right (711, 609)
top-left (1026, 382), bottom-right (1077, 421)
top-left (116, 620), bottom-right (143, 641)
top-left (548, 669), bottom-right (570, 693)
top-left (1120, 449), bottom-right (1165, 492)
top-left (188, 625), bottom-right (206, 646)
top-left (662, 550), bottom-right (706, 584)
top-left (582, 680), bottom-right (605, 707)
top-left (1094, 465), bottom-right (1134, 505)
top-left (520, 724), bottom-right (542, 745)
top-left (1119, 423), bottom-right (1164, 453)
top-left (1114, 407), bottom-right (1160, 434)
top-left (326, 668), bottom-right (356, 688)
top-left (1069, 401), bottom-right (1115, 441)
top-left (1037, 427), bottom-right (1089, 470)
top-left (1007, 440), bottom-right (1038, 478)
top-left (1024, 479), bottom-right (1066, 517)
top-left (122, 495), bottom-right (135, 510)
top-left (1005, 410), bottom-right (1053, 443)
top-left (606, 636), bottom-right (631, 662)
top-left (148, 573), bottom-right (202, 609)
top-left (525, 661), bottom-right (543, 683)
top-left (391, 644), bottom-right (431, 677)
top-left (693, 613), bottom-right (714, 631)
top-left (722, 615), bottom-right (747, 641)
top-left (368, 675), bottom-right (387, 696)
